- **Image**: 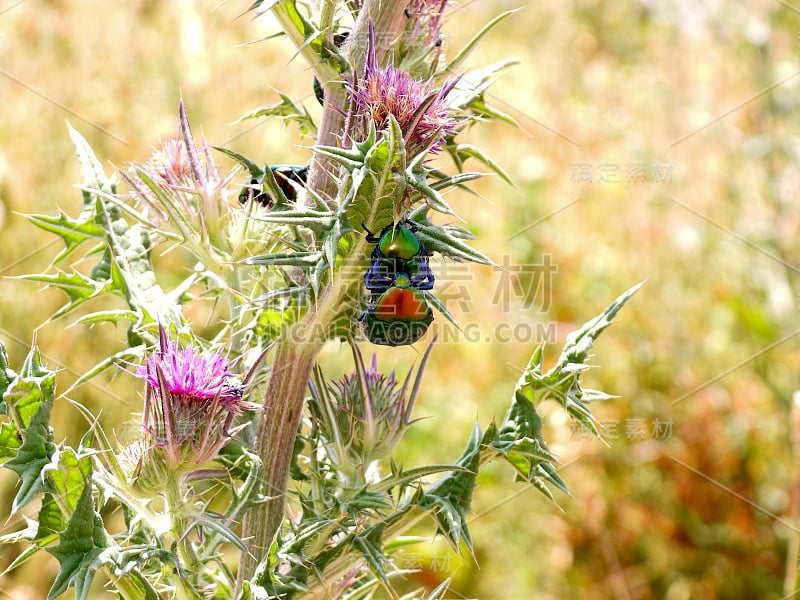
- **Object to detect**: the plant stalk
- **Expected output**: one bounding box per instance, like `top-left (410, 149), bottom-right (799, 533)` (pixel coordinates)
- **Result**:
top-left (236, 0), bottom-right (412, 587)
top-left (238, 335), bottom-right (320, 580)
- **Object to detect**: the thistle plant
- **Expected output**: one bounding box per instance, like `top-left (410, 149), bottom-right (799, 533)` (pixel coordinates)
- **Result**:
top-left (0, 1), bottom-right (641, 598)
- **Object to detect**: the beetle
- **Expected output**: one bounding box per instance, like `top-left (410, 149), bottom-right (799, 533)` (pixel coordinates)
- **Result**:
top-left (359, 274), bottom-right (434, 346)
top-left (239, 164), bottom-right (308, 208)
top-left (363, 220), bottom-right (434, 297)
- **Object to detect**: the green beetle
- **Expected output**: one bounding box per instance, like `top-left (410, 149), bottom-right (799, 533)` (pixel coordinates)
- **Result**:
top-left (360, 274), bottom-right (434, 346)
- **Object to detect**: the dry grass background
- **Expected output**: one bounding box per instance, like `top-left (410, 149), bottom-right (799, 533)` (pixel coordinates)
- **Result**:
top-left (2, 1), bottom-right (800, 598)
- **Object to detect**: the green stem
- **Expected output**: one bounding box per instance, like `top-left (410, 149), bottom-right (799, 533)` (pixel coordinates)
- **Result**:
top-left (270, 0), bottom-right (339, 84)
top-left (165, 473), bottom-right (202, 600)
top-left (108, 571), bottom-right (147, 600)
top-left (299, 507), bottom-right (431, 599)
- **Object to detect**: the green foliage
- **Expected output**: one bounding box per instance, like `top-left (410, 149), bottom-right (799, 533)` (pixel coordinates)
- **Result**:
top-left (3, 345), bottom-right (57, 512)
top-left (46, 476), bottom-right (108, 600)
top-left (0, 2), bottom-right (642, 599)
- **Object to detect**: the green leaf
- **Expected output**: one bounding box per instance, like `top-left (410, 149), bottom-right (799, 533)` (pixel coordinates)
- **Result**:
top-left (445, 10), bottom-right (521, 74)
top-left (212, 145), bottom-right (265, 180)
top-left (445, 58), bottom-right (520, 130)
top-left (489, 283), bottom-right (643, 500)
top-left (36, 492), bottom-right (66, 545)
top-left (68, 125), bottom-right (180, 325)
top-left (67, 122), bottom-right (116, 206)
top-left (555, 282), bottom-right (644, 370)
top-left (412, 220), bottom-right (492, 265)
top-left (73, 309), bottom-right (140, 327)
top-left (424, 579), bottom-right (454, 600)
top-left (490, 390), bottom-right (564, 496)
top-left (45, 447), bottom-right (93, 515)
top-left (0, 422), bottom-right (21, 462)
top-left (420, 424), bottom-right (482, 558)
top-left (405, 154), bottom-right (457, 216)
top-left (46, 479), bottom-right (109, 600)
top-left (242, 250), bottom-right (323, 267)
top-left (373, 464), bottom-right (471, 494)
top-left (18, 271), bottom-right (110, 320)
top-left (236, 92), bottom-right (317, 137)
top-left (63, 344), bottom-right (146, 396)
top-left (0, 341), bottom-right (17, 409)
top-left (351, 524), bottom-right (390, 586)
top-left (25, 212), bottom-right (105, 264)
top-left (427, 171), bottom-right (485, 192)
top-left (254, 210), bottom-right (335, 232)
top-left (3, 346), bottom-right (57, 512)
top-left (448, 143), bottom-right (513, 186)
top-left (422, 289), bottom-right (460, 328)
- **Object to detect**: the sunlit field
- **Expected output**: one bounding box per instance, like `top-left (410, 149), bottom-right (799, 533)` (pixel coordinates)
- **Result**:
top-left (2, 2), bottom-right (800, 598)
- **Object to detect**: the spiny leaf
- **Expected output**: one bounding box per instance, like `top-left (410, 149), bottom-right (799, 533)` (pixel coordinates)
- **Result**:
top-left (235, 92), bottom-right (317, 137)
top-left (554, 281), bottom-right (644, 370)
top-left (351, 524), bottom-right (390, 587)
top-left (3, 346), bottom-right (57, 512)
top-left (67, 122), bottom-right (115, 207)
top-left (422, 290), bottom-right (459, 328)
top-left (73, 309), bottom-right (140, 327)
top-left (448, 143), bottom-right (513, 186)
top-left (254, 209), bottom-right (335, 232)
top-left (490, 391), bottom-right (564, 496)
top-left (212, 145), bottom-right (265, 180)
top-left (405, 154), bottom-right (457, 216)
top-left (420, 424), bottom-right (482, 558)
top-left (373, 464), bottom-right (471, 494)
top-left (445, 11), bottom-right (521, 74)
top-left (0, 422), bottom-right (21, 462)
top-left (427, 171), bottom-right (485, 192)
top-left (46, 479), bottom-right (109, 600)
top-left (18, 271), bottom-right (112, 320)
top-left (45, 447), bottom-right (93, 515)
top-left (413, 221), bottom-right (492, 265)
top-left (4, 396), bottom-right (55, 511)
top-left (36, 492), bottom-right (66, 545)
top-left (24, 212), bottom-right (104, 264)
top-left (242, 250), bottom-right (323, 267)
top-left (0, 341), bottom-right (17, 410)
top-left (63, 344), bottom-right (146, 396)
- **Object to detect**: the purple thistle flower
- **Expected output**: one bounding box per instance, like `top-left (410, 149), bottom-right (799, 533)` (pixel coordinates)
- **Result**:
top-left (135, 325), bottom-right (253, 470)
top-left (350, 25), bottom-right (458, 158)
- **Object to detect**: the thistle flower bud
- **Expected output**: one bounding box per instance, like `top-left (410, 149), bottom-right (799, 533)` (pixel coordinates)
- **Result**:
top-left (134, 325), bottom-right (254, 476)
top-left (123, 101), bottom-right (239, 253)
top-left (144, 137), bottom-right (194, 187)
top-left (309, 341), bottom-right (434, 478)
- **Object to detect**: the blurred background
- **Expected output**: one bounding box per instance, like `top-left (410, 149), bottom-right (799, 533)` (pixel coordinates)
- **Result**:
top-left (1, 1), bottom-right (800, 598)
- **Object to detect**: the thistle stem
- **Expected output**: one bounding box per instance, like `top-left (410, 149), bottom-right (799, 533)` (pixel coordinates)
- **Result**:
top-left (164, 473), bottom-right (202, 600)
top-left (238, 337), bottom-right (320, 579)
top-left (236, 0), bottom-right (412, 587)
